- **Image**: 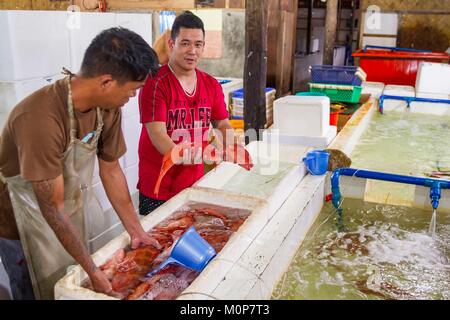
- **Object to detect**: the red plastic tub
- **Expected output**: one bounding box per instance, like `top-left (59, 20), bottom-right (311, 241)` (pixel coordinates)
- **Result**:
top-left (353, 49), bottom-right (450, 86)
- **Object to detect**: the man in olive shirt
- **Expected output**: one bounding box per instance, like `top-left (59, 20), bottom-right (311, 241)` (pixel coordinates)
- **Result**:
top-left (0, 28), bottom-right (159, 299)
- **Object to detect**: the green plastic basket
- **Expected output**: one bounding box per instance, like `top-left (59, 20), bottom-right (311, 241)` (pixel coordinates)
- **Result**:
top-left (295, 91), bottom-right (327, 97)
top-left (309, 83), bottom-right (362, 103)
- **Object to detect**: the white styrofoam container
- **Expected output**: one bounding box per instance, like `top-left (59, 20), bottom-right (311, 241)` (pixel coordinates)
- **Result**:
top-left (122, 93), bottom-right (140, 119)
top-left (382, 85), bottom-right (415, 112)
top-left (89, 182), bottom-right (115, 223)
top-left (54, 187), bottom-right (268, 300)
top-left (362, 36), bottom-right (397, 49)
top-left (362, 81), bottom-right (385, 99)
top-left (195, 141), bottom-right (307, 217)
top-left (410, 91), bottom-right (450, 115)
top-left (121, 114), bottom-right (141, 168)
top-left (115, 13), bottom-right (152, 46)
top-left (85, 182), bottom-right (124, 252)
top-left (69, 12), bottom-right (117, 72)
top-left (416, 92), bottom-right (450, 100)
top-left (125, 164), bottom-right (139, 197)
top-left (363, 12), bottom-right (398, 35)
top-left (273, 95), bottom-right (330, 137)
top-left (0, 74), bottom-right (63, 114)
top-left (0, 10), bottom-right (71, 81)
top-left (262, 126), bottom-right (337, 149)
top-left (415, 62), bottom-right (450, 96)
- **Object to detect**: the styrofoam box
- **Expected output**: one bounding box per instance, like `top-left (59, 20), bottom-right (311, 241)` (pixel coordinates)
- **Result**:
top-left (362, 36), bottom-right (397, 49)
top-left (0, 10), bottom-right (71, 81)
top-left (415, 62), bottom-right (450, 96)
top-left (262, 126), bottom-right (337, 149)
top-left (416, 92), bottom-right (450, 100)
top-left (121, 114), bottom-right (141, 168)
top-left (362, 81), bottom-right (385, 99)
top-left (382, 85), bottom-right (415, 112)
top-left (69, 12), bottom-right (117, 72)
top-left (273, 95), bottom-right (330, 137)
top-left (195, 141), bottom-right (308, 217)
top-left (84, 181), bottom-right (125, 250)
top-left (54, 187), bottom-right (268, 300)
top-left (363, 12), bottom-right (398, 35)
top-left (410, 91), bottom-right (450, 116)
top-left (0, 74), bottom-right (63, 114)
top-left (125, 164), bottom-right (139, 197)
top-left (115, 13), bottom-right (152, 46)
top-left (122, 93), bottom-right (140, 119)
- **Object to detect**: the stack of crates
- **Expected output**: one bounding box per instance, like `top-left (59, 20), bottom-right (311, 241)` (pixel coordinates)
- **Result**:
top-left (230, 87), bottom-right (276, 129)
top-left (308, 65), bottom-right (366, 103)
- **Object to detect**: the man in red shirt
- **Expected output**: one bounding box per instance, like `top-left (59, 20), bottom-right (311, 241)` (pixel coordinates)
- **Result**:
top-left (138, 12), bottom-right (244, 215)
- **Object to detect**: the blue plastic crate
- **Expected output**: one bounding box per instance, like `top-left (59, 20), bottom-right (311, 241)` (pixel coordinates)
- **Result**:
top-left (311, 65), bottom-right (366, 86)
top-left (232, 87), bottom-right (276, 99)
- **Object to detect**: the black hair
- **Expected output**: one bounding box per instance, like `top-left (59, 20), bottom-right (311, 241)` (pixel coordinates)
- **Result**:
top-left (170, 11), bottom-right (205, 41)
top-left (80, 27), bottom-right (159, 83)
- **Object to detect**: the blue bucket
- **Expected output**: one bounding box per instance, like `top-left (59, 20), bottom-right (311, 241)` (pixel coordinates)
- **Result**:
top-left (303, 150), bottom-right (330, 175)
top-left (146, 226), bottom-right (216, 277)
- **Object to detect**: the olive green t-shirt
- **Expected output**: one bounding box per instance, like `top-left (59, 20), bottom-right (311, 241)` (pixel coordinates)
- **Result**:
top-left (0, 77), bottom-right (127, 181)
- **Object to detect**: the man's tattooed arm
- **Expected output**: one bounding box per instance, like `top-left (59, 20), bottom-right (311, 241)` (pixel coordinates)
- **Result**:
top-left (31, 175), bottom-right (113, 294)
top-left (31, 175), bottom-right (97, 275)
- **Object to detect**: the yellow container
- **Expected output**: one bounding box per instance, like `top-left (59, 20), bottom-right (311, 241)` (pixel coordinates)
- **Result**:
top-left (229, 119), bottom-right (244, 130)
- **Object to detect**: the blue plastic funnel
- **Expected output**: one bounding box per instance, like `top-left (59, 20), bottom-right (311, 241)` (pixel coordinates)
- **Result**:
top-left (303, 150), bottom-right (330, 175)
top-left (146, 226), bottom-right (216, 278)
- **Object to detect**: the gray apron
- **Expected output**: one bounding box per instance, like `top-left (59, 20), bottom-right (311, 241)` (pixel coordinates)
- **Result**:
top-left (3, 76), bottom-right (104, 299)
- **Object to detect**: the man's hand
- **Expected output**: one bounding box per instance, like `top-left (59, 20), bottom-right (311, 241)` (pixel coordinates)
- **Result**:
top-left (129, 230), bottom-right (162, 250)
top-left (89, 268), bottom-right (113, 295)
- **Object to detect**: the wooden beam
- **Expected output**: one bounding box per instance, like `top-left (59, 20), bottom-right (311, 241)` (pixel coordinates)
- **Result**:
top-left (276, 0), bottom-right (298, 97)
top-left (0, 0), bottom-right (32, 10)
top-left (324, 0), bottom-right (338, 64)
top-left (107, 0), bottom-right (195, 11)
top-left (229, 0), bottom-right (245, 8)
top-left (244, 0), bottom-right (268, 140)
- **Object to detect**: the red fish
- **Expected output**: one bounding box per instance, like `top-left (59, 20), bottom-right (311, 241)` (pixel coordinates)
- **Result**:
top-left (110, 246), bottom-right (160, 295)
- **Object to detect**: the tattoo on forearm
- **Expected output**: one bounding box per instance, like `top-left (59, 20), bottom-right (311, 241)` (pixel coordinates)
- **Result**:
top-left (33, 179), bottom-right (97, 274)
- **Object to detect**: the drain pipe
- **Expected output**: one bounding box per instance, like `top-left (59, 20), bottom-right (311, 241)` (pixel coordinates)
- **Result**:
top-left (331, 168), bottom-right (450, 212)
top-left (378, 95), bottom-right (450, 114)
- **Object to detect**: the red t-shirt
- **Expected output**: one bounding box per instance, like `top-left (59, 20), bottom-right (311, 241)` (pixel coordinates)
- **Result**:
top-left (138, 65), bottom-right (229, 200)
